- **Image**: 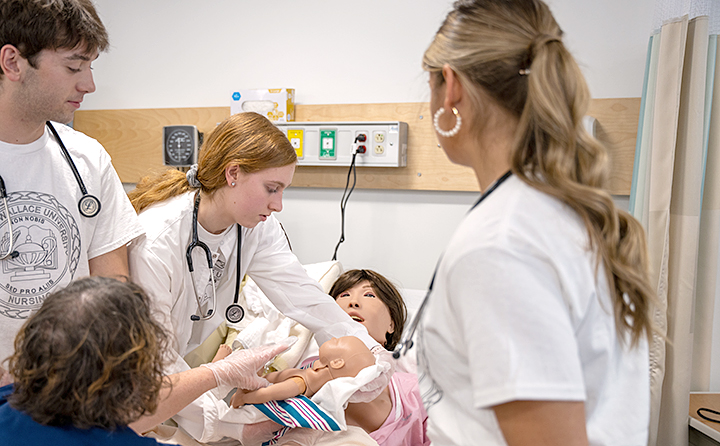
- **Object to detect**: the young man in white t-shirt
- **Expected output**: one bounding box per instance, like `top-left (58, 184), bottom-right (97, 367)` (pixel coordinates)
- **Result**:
top-left (0, 0), bottom-right (143, 382)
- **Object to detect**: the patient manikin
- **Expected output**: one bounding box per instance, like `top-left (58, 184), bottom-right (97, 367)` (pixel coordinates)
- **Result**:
top-left (230, 336), bottom-right (375, 406)
top-left (212, 269), bottom-right (428, 446)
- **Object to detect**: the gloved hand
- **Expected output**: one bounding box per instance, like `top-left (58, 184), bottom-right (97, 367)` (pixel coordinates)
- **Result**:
top-left (201, 337), bottom-right (297, 394)
top-left (348, 344), bottom-right (396, 403)
top-left (239, 420), bottom-right (284, 446)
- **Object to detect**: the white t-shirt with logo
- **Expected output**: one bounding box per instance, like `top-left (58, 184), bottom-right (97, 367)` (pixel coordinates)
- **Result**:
top-left (0, 123), bottom-right (143, 366)
top-left (417, 175), bottom-right (649, 445)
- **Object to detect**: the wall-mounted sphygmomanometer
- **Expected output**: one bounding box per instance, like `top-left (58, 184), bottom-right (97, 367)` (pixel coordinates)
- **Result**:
top-left (163, 125), bottom-right (202, 166)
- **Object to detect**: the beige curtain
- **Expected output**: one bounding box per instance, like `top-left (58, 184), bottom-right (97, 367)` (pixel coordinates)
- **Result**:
top-left (632, 2), bottom-right (720, 444)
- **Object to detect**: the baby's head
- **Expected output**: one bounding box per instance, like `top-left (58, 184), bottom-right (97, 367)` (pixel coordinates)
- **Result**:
top-left (329, 269), bottom-right (406, 351)
top-left (304, 336), bottom-right (376, 396)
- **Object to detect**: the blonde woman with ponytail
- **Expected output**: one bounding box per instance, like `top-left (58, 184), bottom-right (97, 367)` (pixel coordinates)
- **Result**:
top-left (127, 112), bottom-right (389, 444)
top-left (416, 1), bottom-right (655, 445)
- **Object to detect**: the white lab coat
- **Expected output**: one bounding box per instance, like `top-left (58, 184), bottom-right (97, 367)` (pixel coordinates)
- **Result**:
top-left (128, 192), bottom-right (375, 442)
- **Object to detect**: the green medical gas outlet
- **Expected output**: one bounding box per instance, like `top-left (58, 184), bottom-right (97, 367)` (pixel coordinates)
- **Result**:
top-left (319, 129), bottom-right (337, 159)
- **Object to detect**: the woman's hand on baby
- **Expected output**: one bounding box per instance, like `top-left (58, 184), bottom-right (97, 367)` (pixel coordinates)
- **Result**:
top-left (201, 337), bottom-right (297, 391)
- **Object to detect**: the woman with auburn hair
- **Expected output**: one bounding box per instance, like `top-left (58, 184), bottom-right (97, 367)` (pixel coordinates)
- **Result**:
top-left (414, 1), bottom-right (656, 445)
top-left (0, 276), bottom-right (290, 445)
top-left (127, 112), bottom-right (392, 444)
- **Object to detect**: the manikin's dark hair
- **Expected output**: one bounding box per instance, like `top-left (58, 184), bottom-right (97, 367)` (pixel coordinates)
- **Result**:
top-left (330, 269), bottom-right (407, 351)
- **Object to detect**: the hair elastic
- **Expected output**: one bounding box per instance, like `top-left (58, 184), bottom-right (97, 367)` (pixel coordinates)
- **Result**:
top-left (186, 164), bottom-right (201, 188)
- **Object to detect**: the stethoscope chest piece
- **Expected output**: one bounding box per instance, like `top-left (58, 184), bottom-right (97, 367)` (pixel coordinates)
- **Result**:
top-left (78, 194), bottom-right (101, 218)
top-left (225, 304), bottom-right (245, 323)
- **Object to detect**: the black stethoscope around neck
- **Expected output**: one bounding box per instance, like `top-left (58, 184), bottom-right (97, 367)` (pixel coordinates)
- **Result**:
top-left (393, 170), bottom-right (513, 359)
top-left (186, 190), bottom-right (245, 323)
top-left (0, 122), bottom-right (101, 260)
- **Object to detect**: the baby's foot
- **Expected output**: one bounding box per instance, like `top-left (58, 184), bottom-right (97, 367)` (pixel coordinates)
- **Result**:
top-left (212, 344), bottom-right (233, 363)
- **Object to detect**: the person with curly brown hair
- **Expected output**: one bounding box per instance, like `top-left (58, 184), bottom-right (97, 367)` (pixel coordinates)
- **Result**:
top-left (0, 276), bottom-right (291, 445)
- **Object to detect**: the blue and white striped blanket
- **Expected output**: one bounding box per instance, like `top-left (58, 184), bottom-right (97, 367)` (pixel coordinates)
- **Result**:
top-left (255, 396), bottom-right (342, 445)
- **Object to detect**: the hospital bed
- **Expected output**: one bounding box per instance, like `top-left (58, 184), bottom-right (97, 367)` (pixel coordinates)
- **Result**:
top-left (146, 261), bottom-right (424, 446)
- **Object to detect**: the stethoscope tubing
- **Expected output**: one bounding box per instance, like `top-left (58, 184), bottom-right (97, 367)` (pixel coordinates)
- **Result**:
top-left (46, 122), bottom-right (89, 196)
top-left (392, 170), bottom-right (513, 359)
top-left (0, 176), bottom-right (16, 260)
top-left (0, 122), bottom-right (100, 260)
top-left (186, 190), bottom-right (244, 323)
top-left (46, 122), bottom-right (101, 218)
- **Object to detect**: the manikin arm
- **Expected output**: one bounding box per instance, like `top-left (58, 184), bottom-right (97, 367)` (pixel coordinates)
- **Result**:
top-left (265, 367), bottom-right (304, 384)
top-left (231, 377), bottom-right (306, 407)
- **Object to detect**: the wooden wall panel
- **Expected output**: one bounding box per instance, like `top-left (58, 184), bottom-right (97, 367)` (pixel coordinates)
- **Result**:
top-left (73, 107), bottom-right (230, 182)
top-left (74, 98), bottom-right (640, 194)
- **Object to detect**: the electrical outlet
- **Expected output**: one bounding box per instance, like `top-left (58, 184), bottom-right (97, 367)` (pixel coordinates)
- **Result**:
top-left (276, 121), bottom-right (408, 167)
top-left (355, 132), bottom-right (368, 154)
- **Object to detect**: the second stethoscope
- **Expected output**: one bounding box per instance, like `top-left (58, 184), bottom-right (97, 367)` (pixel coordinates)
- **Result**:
top-left (186, 191), bottom-right (245, 323)
top-left (393, 170), bottom-right (513, 359)
top-left (0, 121), bottom-right (101, 260)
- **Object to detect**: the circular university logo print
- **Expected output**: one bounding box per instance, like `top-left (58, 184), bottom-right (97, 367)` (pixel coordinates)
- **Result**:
top-left (0, 191), bottom-right (81, 319)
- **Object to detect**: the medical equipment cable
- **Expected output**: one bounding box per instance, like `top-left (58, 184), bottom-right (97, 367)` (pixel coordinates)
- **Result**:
top-left (393, 170), bottom-right (513, 359)
top-left (697, 407), bottom-right (720, 423)
top-left (331, 137), bottom-right (362, 261)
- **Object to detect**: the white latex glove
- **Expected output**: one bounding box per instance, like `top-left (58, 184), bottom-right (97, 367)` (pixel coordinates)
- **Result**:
top-left (348, 345), bottom-right (396, 403)
top-left (201, 337), bottom-right (296, 394)
top-left (240, 420), bottom-right (284, 445)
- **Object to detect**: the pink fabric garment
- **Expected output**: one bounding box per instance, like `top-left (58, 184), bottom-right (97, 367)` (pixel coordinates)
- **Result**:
top-left (370, 372), bottom-right (430, 446)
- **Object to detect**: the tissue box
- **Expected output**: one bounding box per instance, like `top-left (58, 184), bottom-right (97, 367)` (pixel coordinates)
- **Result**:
top-left (230, 88), bottom-right (295, 122)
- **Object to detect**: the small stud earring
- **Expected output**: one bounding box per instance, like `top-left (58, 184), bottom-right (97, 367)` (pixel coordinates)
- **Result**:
top-left (231, 182), bottom-right (236, 187)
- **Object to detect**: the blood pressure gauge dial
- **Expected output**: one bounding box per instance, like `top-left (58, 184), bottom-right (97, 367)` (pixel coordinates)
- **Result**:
top-left (163, 125), bottom-right (200, 166)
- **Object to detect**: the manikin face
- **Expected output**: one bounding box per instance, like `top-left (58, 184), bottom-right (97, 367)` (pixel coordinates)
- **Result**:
top-left (15, 46), bottom-right (98, 126)
top-left (225, 164), bottom-right (295, 228)
top-left (305, 336), bottom-right (375, 395)
top-left (335, 280), bottom-right (394, 347)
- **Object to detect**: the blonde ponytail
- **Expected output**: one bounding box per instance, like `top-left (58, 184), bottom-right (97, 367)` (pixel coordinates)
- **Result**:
top-left (424, 0), bottom-right (656, 346)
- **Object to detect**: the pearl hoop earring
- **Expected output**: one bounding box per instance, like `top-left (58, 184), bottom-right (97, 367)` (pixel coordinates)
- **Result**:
top-left (433, 107), bottom-right (462, 138)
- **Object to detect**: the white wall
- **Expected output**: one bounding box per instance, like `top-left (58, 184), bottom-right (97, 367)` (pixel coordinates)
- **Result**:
top-left (92, 0), bottom-right (653, 289)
